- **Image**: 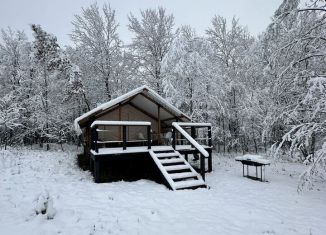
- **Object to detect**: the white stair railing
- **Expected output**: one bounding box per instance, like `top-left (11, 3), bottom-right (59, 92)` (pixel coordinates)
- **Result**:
top-left (172, 122), bottom-right (212, 180)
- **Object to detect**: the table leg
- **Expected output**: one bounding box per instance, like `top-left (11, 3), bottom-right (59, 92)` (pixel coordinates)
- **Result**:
top-left (256, 166), bottom-right (257, 179)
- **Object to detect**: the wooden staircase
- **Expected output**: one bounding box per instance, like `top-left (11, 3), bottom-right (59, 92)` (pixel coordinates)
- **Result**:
top-left (149, 149), bottom-right (206, 190)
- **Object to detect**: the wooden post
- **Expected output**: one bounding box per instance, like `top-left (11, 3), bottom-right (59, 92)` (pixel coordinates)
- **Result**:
top-left (147, 125), bottom-right (151, 149)
top-left (172, 127), bottom-right (176, 149)
top-left (85, 126), bottom-right (91, 159)
top-left (256, 166), bottom-right (258, 179)
top-left (208, 117), bottom-right (213, 172)
top-left (95, 129), bottom-right (99, 153)
top-left (89, 157), bottom-right (93, 174)
top-left (92, 126), bottom-right (98, 153)
top-left (157, 105), bottom-right (161, 144)
top-left (122, 125), bottom-right (127, 150)
top-left (208, 126), bottom-right (212, 147)
top-left (90, 128), bottom-right (95, 150)
top-left (208, 150), bottom-right (212, 172)
top-left (191, 126), bottom-right (195, 147)
top-left (200, 154), bottom-right (205, 180)
top-left (119, 105), bottom-right (122, 140)
top-left (94, 159), bottom-right (100, 183)
top-left (191, 126), bottom-right (199, 160)
top-left (191, 126), bottom-right (196, 138)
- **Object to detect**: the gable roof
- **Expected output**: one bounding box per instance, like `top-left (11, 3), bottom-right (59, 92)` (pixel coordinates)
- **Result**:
top-left (74, 85), bottom-right (190, 134)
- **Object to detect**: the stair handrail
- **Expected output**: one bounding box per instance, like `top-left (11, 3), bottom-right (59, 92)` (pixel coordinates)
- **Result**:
top-left (172, 122), bottom-right (209, 157)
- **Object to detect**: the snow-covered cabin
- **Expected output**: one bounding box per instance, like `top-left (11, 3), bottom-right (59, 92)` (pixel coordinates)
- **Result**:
top-left (74, 85), bottom-right (213, 190)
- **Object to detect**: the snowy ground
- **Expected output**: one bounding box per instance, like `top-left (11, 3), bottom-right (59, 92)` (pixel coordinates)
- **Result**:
top-left (0, 148), bottom-right (325, 235)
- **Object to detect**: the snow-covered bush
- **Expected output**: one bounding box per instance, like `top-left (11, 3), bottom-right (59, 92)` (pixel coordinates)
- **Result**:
top-left (299, 143), bottom-right (326, 191)
top-left (34, 191), bottom-right (56, 220)
top-left (0, 93), bottom-right (24, 149)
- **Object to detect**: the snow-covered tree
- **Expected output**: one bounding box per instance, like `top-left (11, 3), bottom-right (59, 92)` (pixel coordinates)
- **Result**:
top-left (30, 25), bottom-right (84, 149)
top-left (0, 28), bottom-right (31, 93)
top-left (128, 7), bottom-right (175, 95)
top-left (163, 26), bottom-right (223, 120)
top-left (71, 3), bottom-right (127, 102)
top-left (0, 28), bottom-right (33, 147)
top-left (263, 0), bottom-right (326, 155)
top-left (249, 0), bottom-right (326, 189)
top-left (30, 24), bottom-right (64, 150)
top-left (206, 16), bottom-right (254, 152)
top-left (0, 93), bottom-right (23, 149)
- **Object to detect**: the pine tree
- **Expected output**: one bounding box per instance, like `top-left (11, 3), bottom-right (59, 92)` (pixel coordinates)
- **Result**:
top-left (31, 24), bottom-right (62, 150)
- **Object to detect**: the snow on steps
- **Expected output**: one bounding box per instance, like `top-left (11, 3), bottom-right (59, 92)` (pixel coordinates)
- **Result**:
top-left (174, 179), bottom-right (206, 190)
top-left (164, 165), bottom-right (190, 171)
top-left (155, 152), bottom-right (180, 158)
top-left (160, 158), bottom-right (184, 164)
top-left (170, 172), bottom-right (198, 179)
top-left (149, 150), bottom-right (206, 190)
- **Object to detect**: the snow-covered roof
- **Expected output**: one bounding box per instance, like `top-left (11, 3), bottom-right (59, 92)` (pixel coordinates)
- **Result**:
top-left (74, 85), bottom-right (190, 134)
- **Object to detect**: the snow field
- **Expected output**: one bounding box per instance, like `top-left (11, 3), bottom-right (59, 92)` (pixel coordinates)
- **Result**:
top-left (0, 148), bottom-right (325, 235)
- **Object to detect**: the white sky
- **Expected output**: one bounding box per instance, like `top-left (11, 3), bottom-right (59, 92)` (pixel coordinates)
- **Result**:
top-left (0, 0), bottom-right (283, 46)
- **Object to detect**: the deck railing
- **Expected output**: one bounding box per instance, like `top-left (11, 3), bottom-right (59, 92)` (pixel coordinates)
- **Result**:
top-left (172, 122), bottom-right (212, 180)
top-left (90, 121), bottom-right (152, 153)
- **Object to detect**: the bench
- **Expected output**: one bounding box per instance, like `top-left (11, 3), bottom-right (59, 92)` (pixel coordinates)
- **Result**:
top-left (235, 155), bottom-right (270, 182)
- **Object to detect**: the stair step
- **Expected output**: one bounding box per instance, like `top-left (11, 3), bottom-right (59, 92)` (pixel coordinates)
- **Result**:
top-left (174, 179), bottom-right (206, 190)
top-left (155, 152), bottom-right (180, 158)
top-left (149, 148), bottom-right (207, 191)
top-left (152, 150), bottom-right (175, 154)
top-left (164, 164), bottom-right (189, 171)
top-left (170, 172), bottom-right (198, 180)
top-left (160, 158), bottom-right (184, 164)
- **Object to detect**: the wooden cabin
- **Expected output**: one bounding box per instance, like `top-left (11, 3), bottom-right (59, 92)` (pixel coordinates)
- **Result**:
top-left (75, 85), bottom-right (213, 190)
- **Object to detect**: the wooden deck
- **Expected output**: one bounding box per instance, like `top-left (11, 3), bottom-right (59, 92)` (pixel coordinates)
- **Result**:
top-left (88, 121), bottom-right (213, 189)
top-left (90, 145), bottom-right (211, 156)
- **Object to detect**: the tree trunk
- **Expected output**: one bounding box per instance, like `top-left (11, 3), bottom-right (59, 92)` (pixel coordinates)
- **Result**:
top-left (251, 121), bottom-right (258, 153)
top-left (83, 93), bottom-right (91, 111)
top-left (232, 87), bottom-right (238, 153)
top-left (222, 115), bottom-right (226, 153)
top-left (310, 132), bottom-right (315, 160)
top-left (217, 116), bottom-right (221, 153)
top-left (105, 78), bottom-right (111, 100)
top-left (155, 60), bottom-right (162, 95)
top-left (43, 67), bottom-right (50, 151)
top-left (188, 77), bottom-right (193, 117)
top-left (4, 125), bottom-right (7, 150)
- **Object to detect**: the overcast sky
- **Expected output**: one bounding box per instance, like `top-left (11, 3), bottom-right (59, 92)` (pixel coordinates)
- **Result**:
top-left (0, 0), bottom-right (283, 46)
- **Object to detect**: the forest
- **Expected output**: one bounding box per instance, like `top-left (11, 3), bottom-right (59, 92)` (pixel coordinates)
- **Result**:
top-left (0, 0), bottom-right (325, 187)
